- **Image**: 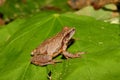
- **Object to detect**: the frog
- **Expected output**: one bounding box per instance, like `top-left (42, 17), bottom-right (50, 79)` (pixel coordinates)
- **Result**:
top-left (31, 27), bottom-right (84, 66)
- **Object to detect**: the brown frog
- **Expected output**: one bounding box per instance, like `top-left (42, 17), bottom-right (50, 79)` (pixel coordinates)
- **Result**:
top-left (31, 27), bottom-right (84, 66)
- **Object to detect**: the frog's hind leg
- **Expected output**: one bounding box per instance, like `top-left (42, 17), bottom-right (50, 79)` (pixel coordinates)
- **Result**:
top-left (39, 60), bottom-right (62, 66)
top-left (38, 61), bottom-right (55, 66)
top-left (62, 51), bottom-right (84, 59)
top-left (48, 60), bottom-right (62, 64)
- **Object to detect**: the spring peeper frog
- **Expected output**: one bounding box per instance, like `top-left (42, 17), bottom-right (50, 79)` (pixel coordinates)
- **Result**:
top-left (31, 27), bottom-right (84, 66)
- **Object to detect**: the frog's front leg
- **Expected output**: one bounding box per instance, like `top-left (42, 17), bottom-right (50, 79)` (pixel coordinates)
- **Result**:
top-left (62, 51), bottom-right (84, 59)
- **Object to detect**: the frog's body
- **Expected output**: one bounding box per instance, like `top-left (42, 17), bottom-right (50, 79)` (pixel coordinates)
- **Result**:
top-left (31, 27), bottom-right (83, 66)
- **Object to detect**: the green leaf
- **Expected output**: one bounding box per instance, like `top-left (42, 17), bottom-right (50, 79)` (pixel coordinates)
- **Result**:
top-left (0, 13), bottom-right (120, 80)
top-left (0, 19), bottom-right (25, 50)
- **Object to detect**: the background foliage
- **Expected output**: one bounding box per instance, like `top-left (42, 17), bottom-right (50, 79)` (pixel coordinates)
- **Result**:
top-left (0, 0), bottom-right (120, 80)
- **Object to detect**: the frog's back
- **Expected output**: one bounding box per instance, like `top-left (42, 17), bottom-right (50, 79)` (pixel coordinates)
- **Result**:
top-left (47, 37), bottom-right (63, 55)
top-left (38, 36), bottom-right (63, 55)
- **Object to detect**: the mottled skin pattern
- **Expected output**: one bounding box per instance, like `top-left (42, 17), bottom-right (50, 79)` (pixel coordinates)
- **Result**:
top-left (31, 27), bottom-right (84, 66)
